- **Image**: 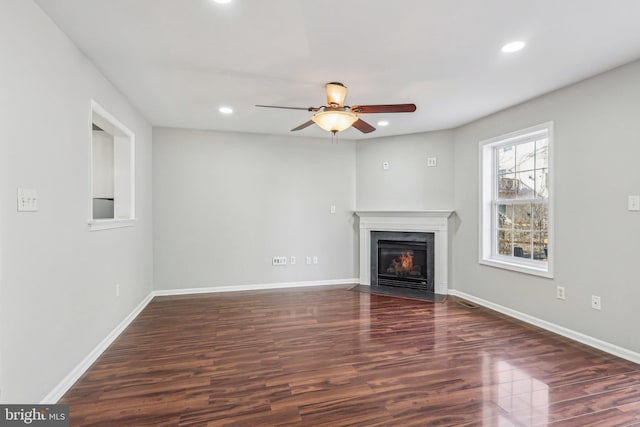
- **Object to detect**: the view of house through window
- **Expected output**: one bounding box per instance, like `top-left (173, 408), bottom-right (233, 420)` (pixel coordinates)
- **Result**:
top-left (480, 122), bottom-right (553, 277)
top-left (496, 137), bottom-right (549, 261)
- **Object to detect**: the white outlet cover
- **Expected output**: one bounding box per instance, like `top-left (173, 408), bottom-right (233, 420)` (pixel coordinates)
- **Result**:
top-left (272, 256), bottom-right (287, 266)
top-left (427, 157), bottom-right (437, 167)
top-left (330, 205), bottom-right (336, 214)
top-left (290, 256), bottom-right (296, 265)
top-left (382, 161), bottom-right (390, 170)
top-left (628, 195), bottom-right (640, 211)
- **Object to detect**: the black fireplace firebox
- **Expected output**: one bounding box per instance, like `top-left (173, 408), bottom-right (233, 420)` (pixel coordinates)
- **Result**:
top-left (370, 231), bottom-right (434, 292)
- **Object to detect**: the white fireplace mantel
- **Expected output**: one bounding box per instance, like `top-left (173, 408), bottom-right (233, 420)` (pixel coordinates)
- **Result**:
top-left (355, 211), bottom-right (454, 294)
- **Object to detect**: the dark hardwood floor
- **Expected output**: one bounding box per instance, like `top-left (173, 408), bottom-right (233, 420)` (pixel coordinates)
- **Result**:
top-left (61, 285), bottom-right (640, 426)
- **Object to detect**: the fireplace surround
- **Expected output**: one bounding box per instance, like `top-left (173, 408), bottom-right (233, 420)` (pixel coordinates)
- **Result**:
top-left (355, 211), bottom-right (453, 295)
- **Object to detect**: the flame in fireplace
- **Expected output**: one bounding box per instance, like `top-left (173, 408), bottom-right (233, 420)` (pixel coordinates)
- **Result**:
top-left (388, 251), bottom-right (414, 274)
top-left (399, 252), bottom-right (413, 271)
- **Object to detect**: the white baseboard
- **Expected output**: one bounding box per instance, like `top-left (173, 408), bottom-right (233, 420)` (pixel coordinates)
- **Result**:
top-left (152, 278), bottom-right (359, 297)
top-left (40, 293), bottom-right (154, 404)
top-left (449, 289), bottom-right (640, 364)
top-left (41, 278), bottom-right (358, 402)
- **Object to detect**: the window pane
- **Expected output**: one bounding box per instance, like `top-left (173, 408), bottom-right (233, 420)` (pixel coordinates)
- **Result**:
top-left (513, 231), bottom-right (532, 258)
top-left (498, 174), bottom-right (517, 199)
top-left (533, 232), bottom-right (548, 261)
top-left (532, 203), bottom-right (548, 231)
top-left (536, 138), bottom-right (549, 169)
top-left (516, 140), bottom-right (535, 172)
top-left (498, 145), bottom-right (515, 174)
top-left (516, 171), bottom-right (536, 199)
top-left (513, 204), bottom-right (531, 230)
top-left (535, 169), bottom-right (549, 198)
top-left (482, 125), bottom-right (551, 273)
top-left (498, 230), bottom-right (512, 256)
top-left (497, 204), bottom-right (513, 228)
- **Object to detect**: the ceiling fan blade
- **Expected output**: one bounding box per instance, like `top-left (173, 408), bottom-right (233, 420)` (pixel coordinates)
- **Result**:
top-left (351, 104), bottom-right (416, 114)
top-left (291, 120), bottom-right (315, 131)
top-left (256, 105), bottom-right (320, 112)
top-left (352, 118), bottom-right (376, 134)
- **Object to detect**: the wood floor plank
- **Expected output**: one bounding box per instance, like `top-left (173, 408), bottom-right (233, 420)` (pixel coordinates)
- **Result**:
top-left (61, 286), bottom-right (640, 426)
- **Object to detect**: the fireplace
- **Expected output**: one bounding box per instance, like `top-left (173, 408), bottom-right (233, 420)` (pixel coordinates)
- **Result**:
top-left (371, 231), bottom-right (435, 292)
top-left (356, 211), bottom-right (452, 295)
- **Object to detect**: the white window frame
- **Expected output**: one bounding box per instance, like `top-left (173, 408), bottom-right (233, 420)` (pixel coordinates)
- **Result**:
top-left (89, 100), bottom-right (136, 231)
top-left (479, 122), bottom-right (554, 278)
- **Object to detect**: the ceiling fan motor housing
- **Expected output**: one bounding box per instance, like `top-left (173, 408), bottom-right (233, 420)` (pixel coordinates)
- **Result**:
top-left (326, 82), bottom-right (347, 107)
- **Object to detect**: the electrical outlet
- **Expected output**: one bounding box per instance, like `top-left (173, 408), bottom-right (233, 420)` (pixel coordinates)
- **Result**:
top-left (330, 205), bottom-right (336, 214)
top-left (591, 295), bottom-right (601, 310)
top-left (382, 161), bottom-right (390, 170)
top-left (306, 256), bottom-right (312, 265)
top-left (628, 195), bottom-right (640, 211)
top-left (427, 157), bottom-right (437, 167)
top-left (313, 256), bottom-right (318, 264)
top-left (290, 256), bottom-right (296, 265)
top-left (272, 256), bottom-right (287, 266)
top-left (116, 284), bottom-right (120, 297)
top-left (556, 286), bottom-right (565, 300)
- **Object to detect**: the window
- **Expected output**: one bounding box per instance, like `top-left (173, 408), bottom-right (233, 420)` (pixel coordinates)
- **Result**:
top-left (89, 101), bottom-right (135, 231)
top-left (480, 122), bottom-right (553, 277)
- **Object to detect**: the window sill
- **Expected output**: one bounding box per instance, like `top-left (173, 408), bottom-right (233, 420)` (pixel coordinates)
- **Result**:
top-left (89, 218), bottom-right (136, 231)
top-left (480, 257), bottom-right (553, 279)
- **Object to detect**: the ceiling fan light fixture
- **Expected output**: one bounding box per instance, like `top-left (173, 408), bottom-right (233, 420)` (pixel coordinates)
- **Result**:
top-left (312, 110), bottom-right (357, 133)
top-left (256, 82), bottom-right (416, 135)
top-left (325, 82), bottom-right (347, 107)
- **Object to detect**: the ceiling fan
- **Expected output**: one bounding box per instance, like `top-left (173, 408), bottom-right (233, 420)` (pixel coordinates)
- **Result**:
top-left (256, 82), bottom-right (416, 134)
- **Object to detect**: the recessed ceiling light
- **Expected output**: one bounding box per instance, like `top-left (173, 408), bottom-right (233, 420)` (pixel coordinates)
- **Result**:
top-left (377, 120), bottom-right (389, 127)
top-left (219, 106), bottom-right (233, 114)
top-left (501, 41), bottom-right (525, 53)
top-left (212, 0), bottom-right (232, 4)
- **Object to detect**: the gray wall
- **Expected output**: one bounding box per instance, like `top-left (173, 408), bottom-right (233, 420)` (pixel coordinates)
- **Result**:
top-left (153, 128), bottom-right (357, 289)
top-left (0, 0), bottom-right (153, 402)
top-left (452, 59), bottom-right (640, 353)
top-left (356, 131), bottom-right (454, 211)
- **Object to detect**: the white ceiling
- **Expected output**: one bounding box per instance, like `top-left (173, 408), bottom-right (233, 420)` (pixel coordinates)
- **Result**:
top-left (35, 0), bottom-right (640, 139)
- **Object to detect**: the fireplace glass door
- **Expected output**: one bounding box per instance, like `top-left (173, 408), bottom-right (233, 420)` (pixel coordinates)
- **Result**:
top-left (370, 231), bottom-right (435, 292)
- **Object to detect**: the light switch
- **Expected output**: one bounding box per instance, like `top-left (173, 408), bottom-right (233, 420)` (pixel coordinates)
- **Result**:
top-left (17, 188), bottom-right (38, 212)
top-left (628, 195), bottom-right (640, 211)
top-left (382, 161), bottom-right (390, 170)
top-left (330, 205), bottom-right (336, 214)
